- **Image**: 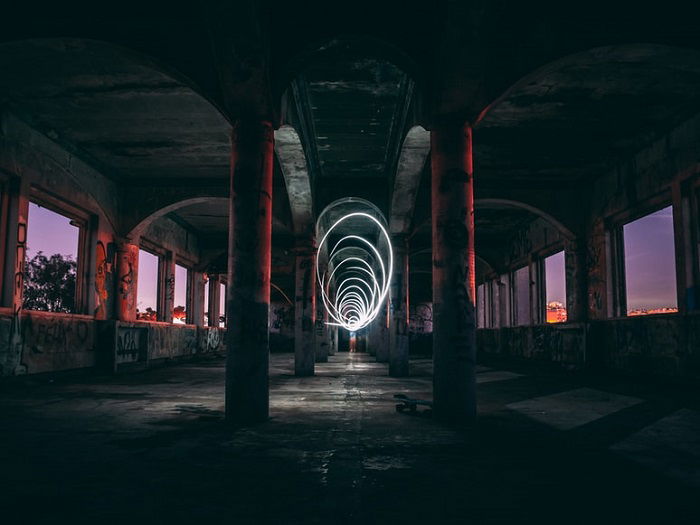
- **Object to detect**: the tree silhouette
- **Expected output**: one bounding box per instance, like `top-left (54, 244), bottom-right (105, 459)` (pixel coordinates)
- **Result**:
top-left (136, 307), bottom-right (157, 321)
top-left (23, 251), bottom-right (77, 312)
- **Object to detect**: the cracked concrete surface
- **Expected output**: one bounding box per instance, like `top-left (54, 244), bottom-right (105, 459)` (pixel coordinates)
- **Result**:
top-left (1, 352), bottom-right (699, 524)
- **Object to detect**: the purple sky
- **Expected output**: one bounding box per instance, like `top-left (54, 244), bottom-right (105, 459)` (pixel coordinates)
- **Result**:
top-left (26, 201), bottom-right (678, 321)
top-left (624, 206), bottom-right (677, 311)
top-left (174, 264), bottom-right (187, 308)
top-left (137, 249), bottom-right (159, 312)
top-left (545, 251), bottom-right (566, 305)
top-left (26, 203), bottom-right (79, 260)
top-left (173, 264), bottom-right (188, 323)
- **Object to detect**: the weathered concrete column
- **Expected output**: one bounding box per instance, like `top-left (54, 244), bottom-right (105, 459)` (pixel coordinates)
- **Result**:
top-left (314, 283), bottom-right (329, 363)
top-left (192, 272), bottom-right (206, 326)
top-left (389, 234), bottom-right (410, 377)
top-left (2, 181), bottom-right (28, 310)
top-left (208, 274), bottom-right (221, 327)
top-left (375, 301), bottom-right (390, 362)
top-left (1, 180), bottom-right (29, 375)
top-left (330, 326), bottom-right (338, 355)
top-left (431, 120), bottom-right (476, 424)
top-left (115, 240), bottom-right (139, 322)
top-left (163, 252), bottom-right (175, 322)
top-left (225, 120), bottom-right (274, 424)
top-left (565, 239), bottom-right (587, 322)
top-left (367, 322), bottom-right (377, 357)
top-left (294, 240), bottom-right (316, 375)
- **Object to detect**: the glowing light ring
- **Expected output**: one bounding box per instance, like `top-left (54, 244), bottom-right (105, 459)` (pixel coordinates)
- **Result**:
top-left (316, 212), bottom-right (393, 332)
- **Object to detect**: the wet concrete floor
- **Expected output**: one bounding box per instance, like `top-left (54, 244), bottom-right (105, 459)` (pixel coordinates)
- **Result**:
top-left (1, 352), bottom-right (699, 524)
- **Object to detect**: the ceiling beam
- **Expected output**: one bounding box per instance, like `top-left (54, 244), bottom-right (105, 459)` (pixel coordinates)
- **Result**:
top-left (389, 125), bottom-right (430, 234)
top-left (274, 125), bottom-right (314, 237)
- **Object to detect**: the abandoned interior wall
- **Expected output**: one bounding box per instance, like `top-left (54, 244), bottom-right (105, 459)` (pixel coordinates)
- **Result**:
top-left (270, 300), bottom-right (294, 352)
top-left (0, 112), bottom-right (222, 377)
top-left (478, 313), bottom-right (700, 382)
top-left (478, 112), bottom-right (700, 380)
top-left (103, 321), bottom-right (226, 373)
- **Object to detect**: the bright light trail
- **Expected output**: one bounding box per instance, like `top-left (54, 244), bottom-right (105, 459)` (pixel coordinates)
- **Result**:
top-left (316, 211), bottom-right (393, 332)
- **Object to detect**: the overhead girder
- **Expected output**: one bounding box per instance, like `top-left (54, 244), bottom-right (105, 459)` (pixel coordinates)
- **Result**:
top-left (274, 125), bottom-right (314, 238)
top-left (389, 126), bottom-right (430, 235)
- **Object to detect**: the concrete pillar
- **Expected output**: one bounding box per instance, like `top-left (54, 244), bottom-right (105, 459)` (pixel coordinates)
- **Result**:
top-left (294, 240), bottom-right (316, 375)
top-left (163, 252), bottom-right (175, 323)
top-left (565, 239), bottom-right (587, 322)
top-left (1, 180), bottom-right (29, 375)
top-left (389, 234), bottom-right (410, 376)
top-left (192, 272), bottom-right (206, 327)
top-left (1, 179), bottom-right (28, 312)
top-left (331, 326), bottom-right (338, 355)
top-left (115, 240), bottom-right (139, 322)
top-left (225, 120), bottom-right (274, 424)
top-left (375, 301), bottom-right (390, 362)
top-left (315, 284), bottom-right (329, 363)
top-left (672, 181), bottom-right (693, 313)
top-left (431, 120), bottom-right (477, 424)
top-left (367, 322), bottom-right (377, 356)
top-left (208, 274), bottom-right (221, 327)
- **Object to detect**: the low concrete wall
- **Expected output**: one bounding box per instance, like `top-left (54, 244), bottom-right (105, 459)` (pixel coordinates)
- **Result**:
top-left (99, 321), bottom-right (227, 373)
top-left (0, 311), bottom-right (96, 376)
top-left (0, 311), bottom-right (227, 377)
top-left (587, 314), bottom-right (700, 379)
top-left (478, 313), bottom-right (700, 381)
top-left (478, 323), bottom-right (586, 370)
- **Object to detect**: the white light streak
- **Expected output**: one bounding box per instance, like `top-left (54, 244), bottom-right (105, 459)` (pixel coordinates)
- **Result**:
top-left (316, 212), bottom-right (393, 332)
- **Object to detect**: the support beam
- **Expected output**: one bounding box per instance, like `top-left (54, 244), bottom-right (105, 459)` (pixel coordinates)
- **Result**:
top-left (294, 240), bottom-right (316, 376)
top-left (275, 125), bottom-right (314, 238)
top-left (389, 126), bottom-right (430, 235)
top-left (367, 322), bottom-right (377, 357)
top-left (115, 240), bottom-right (139, 322)
top-left (192, 271), bottom-right (206, 326)
top-left (208, 274), bottom-right (221, 327)
top-left (431, 121), bottom-right (476, 424)
top-left (162, 252), bottom-right (175, 323)
top-left (375, 301), bottom-right (390, 363)
top-left (225, 120), bottom-right (274, 424)
top-left (314, 283), bottom-right (329, 363)
top-left (1, 179), bottom-right (29, 375)
top-left (330, 326), bottom-right (338, 356)
top-left (389, 234), bottom-right (410, 377)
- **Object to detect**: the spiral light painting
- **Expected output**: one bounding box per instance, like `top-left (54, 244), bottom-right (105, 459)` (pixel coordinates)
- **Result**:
top-left (316, 211), bottom-right (393, 332)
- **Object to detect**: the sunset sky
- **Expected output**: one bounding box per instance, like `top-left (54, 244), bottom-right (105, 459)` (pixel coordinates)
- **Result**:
top-left (25, 202), bottom-right (680, 319)
top-left (26, 203), bottom-right (79, 260)
top-left (137, 249), bottom-right (159, 313)
top-left (623, 206), bottom-right (677, 311)
top-left (545, 250), bottom-right (566, 305)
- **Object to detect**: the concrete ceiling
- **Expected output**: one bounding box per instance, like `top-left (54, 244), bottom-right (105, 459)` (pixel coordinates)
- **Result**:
top-left (3, 5), bottom-right (700, 292)
top-left (289, 50), bottom-right (414, 217)
top-left (475, 45), bottom-right (700, 188)
top-left (0, 39), bottom-right (231, 181)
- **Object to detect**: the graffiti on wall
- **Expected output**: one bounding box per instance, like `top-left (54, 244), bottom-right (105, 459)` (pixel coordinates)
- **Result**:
top-left (204, 328), bottom-right (222, 352)
top-left (118, 246), bottom-right (136, 312)
top-left (409, 303), bottom-right (433, 334)
top-left (271, 303), bottom-right (294, 334)
top-left (7, 221), bottom-right (28, 375)
top-left (2, 313), bottom-right (95, 376)
top-left (94, 241), bottom-right (115, 320)
top-left (116, 326), bottom-right (146, 364)
top-left (587, 219), bottom-right (606, 317)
